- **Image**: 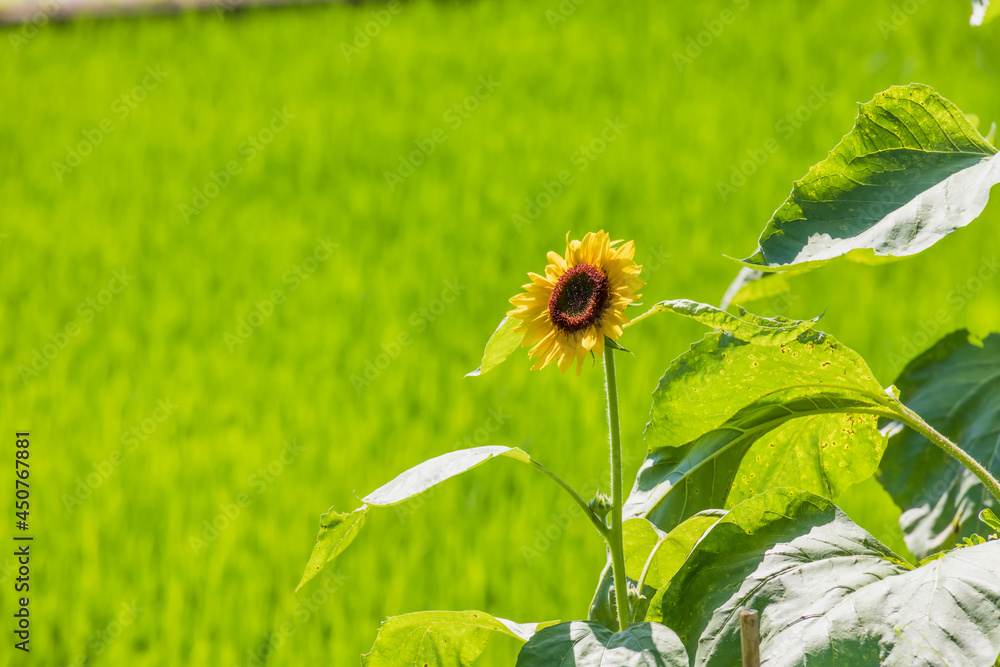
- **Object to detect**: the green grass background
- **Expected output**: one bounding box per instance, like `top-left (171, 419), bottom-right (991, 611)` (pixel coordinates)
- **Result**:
top-left (2, 1), bottom-right (999, 664)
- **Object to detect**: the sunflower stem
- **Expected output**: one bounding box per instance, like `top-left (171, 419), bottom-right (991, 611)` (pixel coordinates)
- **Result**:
top-left (604, 347), bottom-right (631, 631)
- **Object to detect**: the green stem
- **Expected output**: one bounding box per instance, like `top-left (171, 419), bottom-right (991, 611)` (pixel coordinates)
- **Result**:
top-left (892, 401), bottom-right (1000, 506)
top-left (604, 347), bottom-right (631, 632)
top-left (527, 459), bottom-right (610, 540)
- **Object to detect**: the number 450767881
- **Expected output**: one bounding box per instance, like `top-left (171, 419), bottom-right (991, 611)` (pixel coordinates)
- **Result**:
top-left (15, 433), bottom-right (29, 531)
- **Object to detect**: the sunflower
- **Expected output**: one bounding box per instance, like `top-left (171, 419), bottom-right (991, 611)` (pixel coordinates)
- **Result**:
top-left (508, 231), bottom-right (644, 374)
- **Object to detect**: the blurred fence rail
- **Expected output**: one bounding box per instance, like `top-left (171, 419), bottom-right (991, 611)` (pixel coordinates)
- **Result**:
top-left (0, 0), bottom-right (367, 24)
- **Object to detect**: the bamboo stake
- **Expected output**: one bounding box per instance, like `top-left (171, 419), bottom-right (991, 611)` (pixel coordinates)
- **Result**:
top-left (740, 609), bottom-right (760, 667)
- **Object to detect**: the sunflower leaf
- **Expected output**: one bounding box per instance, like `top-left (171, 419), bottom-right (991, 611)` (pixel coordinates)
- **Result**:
top-left (590, 329), bottom-right (898, 629)
top-left (629, 298), bottom-right (820, 345)
top-left (644, 329), bottom-right (886, 453)
top-left (622, 518), bottom-right (666, 582)
top-left (621, 329), bottom-right (895, 534)
top-left (298, 446), bottom-right (533, 590)
top-left (604, 336), bottom-right (631, 353)
top-left (362, 445), bottom-right (531, 506)
top-left (726, 410), bottom-right (889, 507)
top-left (878, 330), bottom-right (1000, 560)
top-left (466, 315), bottom-right (522, 377)
top-left (982, 508), bottom-right (1000, 533)
top-left (971, 0), bottom-right (999, 25)
top-left (646, 488), bottom-right (1000, 667)
top-left (725, 84), bottom-right (1000, 304)
top-left (296, 506), bottom-right (368, 592)
top-left (590, 511), bottom-right (725, 628)
top-left (362, 611), bottom-right (558, 667)
top-left (620, 512), bottom-right (727, 594)
top-left (740, 84), bottom-right (999, 271)
top-left (515, 621), bottom-right (688, 667)
top-left (719, 268), bottom-right (791, 309)
top-left (630, 512), bottom-right (725, 592)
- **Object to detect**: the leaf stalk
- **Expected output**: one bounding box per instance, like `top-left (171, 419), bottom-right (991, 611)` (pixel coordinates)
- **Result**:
top-left (891, 401), bottom-right (1000, 507)
top-left (526, 460), bottom-right (611, 540)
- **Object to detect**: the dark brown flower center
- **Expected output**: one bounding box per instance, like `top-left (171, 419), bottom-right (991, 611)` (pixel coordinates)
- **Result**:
top-left (548, 263), bottom-right (609, 333)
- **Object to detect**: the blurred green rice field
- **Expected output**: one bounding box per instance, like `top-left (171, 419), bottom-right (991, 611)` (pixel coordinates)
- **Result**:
top-left (1, 1), bottom-right (999, 664)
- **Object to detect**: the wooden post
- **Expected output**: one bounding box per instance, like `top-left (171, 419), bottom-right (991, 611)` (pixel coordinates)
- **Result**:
top-left (739, 609), bottom-right (760, 667)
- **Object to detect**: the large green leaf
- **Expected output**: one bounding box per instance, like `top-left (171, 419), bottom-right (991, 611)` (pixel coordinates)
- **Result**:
top-left (589, 512), bottom-right (725, 629)
top-left (627, 298), bottom-right (820, 345)
top-left (590, 512), bottom-right (723, 626)
top-left (971, 0), bottom-right (999, 26)
top-left (725, 409), bottom-right (887, 506)
top-left (738, 84), bottom-right (999, 272)
top-left (591, 314), bottom-right (899, 629)
top-left (298, 446), bottom-right (532, 590)
top-left (832, 474), bottom-right (914, 563)
top-left (515, 621), bottom-right (688, 667)
top-left (622, 512), bottom-right (724, 590)
top-left (879, 330), bottom-right (1000, 559)
top-left (621, 518), bottom-right (664, 583)
top-left (719, 267), bottom-right (793, 310)
top-left (466, 316), bottom-right (523, 377)
top-left (626, 329), bottom-right (894, 531)
top-left (643, 325), bottom-right (884, 453)
top-left (363, 611), bottom-right (555, 667)
top-left (648, 488), bottom-right (1000, 667)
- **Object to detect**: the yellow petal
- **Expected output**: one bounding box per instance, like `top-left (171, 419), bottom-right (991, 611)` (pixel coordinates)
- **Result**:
top-left (546, 251), bottom-right (568, 275)
top-left (557, 348), bottom-right (574, 373)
